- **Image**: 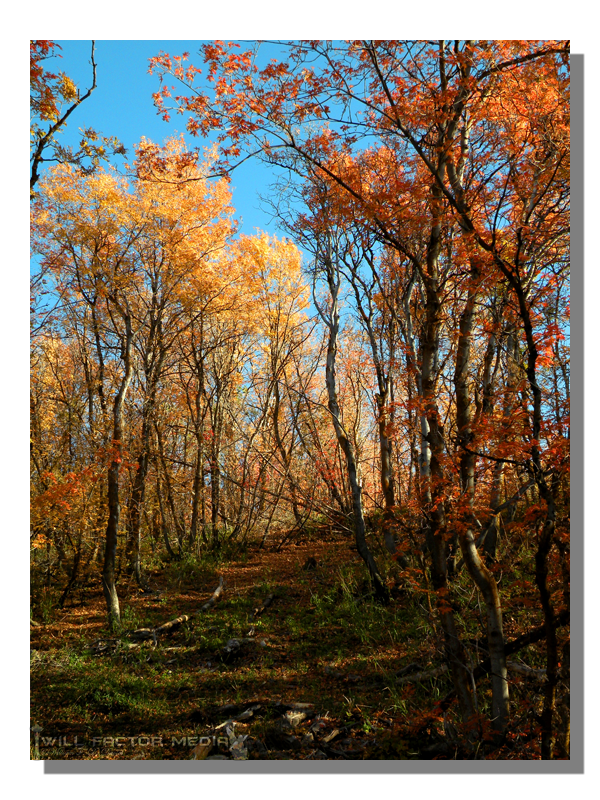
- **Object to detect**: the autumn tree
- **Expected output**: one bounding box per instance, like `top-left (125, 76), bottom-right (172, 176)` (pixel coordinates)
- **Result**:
top-left (289, 181), bottom-right (390, 602)
top-left (30, 40), bottom-right (124, 198)
top-left (29, 42), bottom-right (569, 756)
top-left (31, 134), bottom-right (317, 626)
top-left (122, 138), bottom-right (236, 581)
top-left (32, 137), bottom-right (237, 622)
top-left (148, 39), bottom-right (570, 743)
top-left (231, 233), bottom-right (311, 539)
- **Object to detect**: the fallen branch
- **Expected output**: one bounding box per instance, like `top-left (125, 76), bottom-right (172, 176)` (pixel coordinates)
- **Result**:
top-left (86, 637), bottom-right (119, 655)
top-left (503, 608), bottom-right (569, 658)
top-left (395, 662), bottom-right (422, 678)
top-left (246, 592), bottom-right (276, 634)
top-left (437, 609), bottom-right (569, 712)
top-left (154, 615), bottom-right (189, 635)
top-left (221, 636), bottom-right (266, 663)
top-left (395, 665), bottom-right (448, 685)
top-left (125, 614), bottom-right (190, 643)
top-left (249, 593), bottom-right (275, 622)
top-left (405, 658), bottom-right (546, 685)
top-left (199, 577), bottom-right (225, 612)
top-left (125, 628), bottom-right (157, 643)
top-left (507, 661), bottom-right (547, 680)
top-left (214, 703), bottom-right (263, 730)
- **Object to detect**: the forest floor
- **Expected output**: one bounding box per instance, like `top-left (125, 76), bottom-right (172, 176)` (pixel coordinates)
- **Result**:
top-left (30, 530), bottom-right (544, 760)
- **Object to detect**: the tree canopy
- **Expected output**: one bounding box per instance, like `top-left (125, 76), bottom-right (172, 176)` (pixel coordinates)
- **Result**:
top-left (31, 40), bottom-right (570, 761)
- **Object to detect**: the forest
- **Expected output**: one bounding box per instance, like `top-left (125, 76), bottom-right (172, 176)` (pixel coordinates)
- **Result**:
top-left (30, 40), bottom-right (570, 761)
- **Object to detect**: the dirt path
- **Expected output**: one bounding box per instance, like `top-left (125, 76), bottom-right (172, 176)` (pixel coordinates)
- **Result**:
top-left (32, 535), bottom-right (438, 760)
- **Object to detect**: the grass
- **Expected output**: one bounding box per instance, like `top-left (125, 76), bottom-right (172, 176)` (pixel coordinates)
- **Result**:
top-left (30, 533), bottom-right (559, 760)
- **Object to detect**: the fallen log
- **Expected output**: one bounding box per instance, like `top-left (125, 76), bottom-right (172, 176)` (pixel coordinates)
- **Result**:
top-left (125, 614), bottom-right (190, 643)
top-left (436, 609), bottom-right (570, 712)
top-left (154, 615), bottom-right (189, 635)
top-left (507, 661), bottom-right (547, 680)
top-left (390, 659), bottom-right (547, 687)
top-left (246, 592), bottom-right (276, 635)
top-left (126, 628), bottom-right (157, 643)
top-left (395, 665), bottom-right (448, 685)
top-left (249, 593), bottom-right (275, 621)
top-left (220, 636), bottom-right (266, 663)
top-left (214, 703), bottom-right (263, 730)
top-left (392, 660), bottom-right (546, 686)
top-left (86, 638), bottom-right (119, 655)
top-left (199, 577), bottom-right (225, 612)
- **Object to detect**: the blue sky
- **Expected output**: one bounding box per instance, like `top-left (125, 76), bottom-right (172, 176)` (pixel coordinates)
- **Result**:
top-left (49, 40), bottom-right (286, 239)
top-left (15, 14), bottom-right (600, 799)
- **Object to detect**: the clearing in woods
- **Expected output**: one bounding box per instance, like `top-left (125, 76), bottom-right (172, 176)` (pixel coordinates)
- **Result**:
top-left (30, 530), bottom-right (546, 760)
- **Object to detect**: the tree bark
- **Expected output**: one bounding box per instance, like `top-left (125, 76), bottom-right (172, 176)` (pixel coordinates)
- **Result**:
top-left (343, 253), bottom-right (399, 558)
top-left (125, 415), bottom-right (151, 586)
top-left (319, 239), bottom-right (389, 603)
top-left (102, 314), bottom-right (134, 630)
top-left (272, 380), bottom-right (304, 530)
top-left (125, 296), bottom-right (167, 583)
top-left (454, 260), bottom-right (509, 733)
top-left (418, 176), bottom-right (477, 724)
top-left (154, 419), bottom-right (185, 551)
top-left (535, 495), bottom-right (559, 759)
top-left (499, 263), bottom-right (562, 758)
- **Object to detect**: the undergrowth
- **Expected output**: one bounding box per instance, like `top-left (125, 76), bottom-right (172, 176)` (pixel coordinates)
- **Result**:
top-left (30, 536), bottom-right (556, 760)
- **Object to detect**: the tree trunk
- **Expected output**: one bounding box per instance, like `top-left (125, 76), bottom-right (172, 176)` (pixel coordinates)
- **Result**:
top-left (103, 459), bottom-right (122, 629)
top-left (501, 263), bottom-right (561, 757)
top-left (375, 389), bottom-right (399, 557)
top-left (154, 419), bottom-right (185, 551)
top-left (126, 339), bottom-right (165, 583)
top-left (190, 442), bottom-right (205, 546)
top-left (210, 409), bottom-right (223, 548)
top-left (454, 260), bottom-right (509, 733)
top-left (419, 183), bottom-right (476, 724)
top-left (345, 262), bottom-right (399, 559)
top-left (102, 316), bottom-right (134, 630)
top-left (272, 380), bottom-right (304, 531)
top-left (535, 494), bottom-right (559, 759)
top-left (320, 242), bottom-right (389, 604)
top-left (126, 416), bottom-right (151, 586)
